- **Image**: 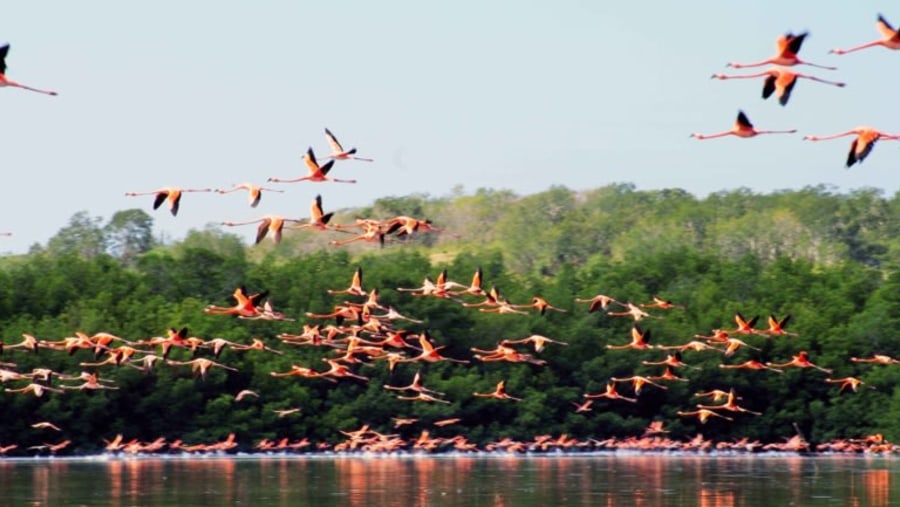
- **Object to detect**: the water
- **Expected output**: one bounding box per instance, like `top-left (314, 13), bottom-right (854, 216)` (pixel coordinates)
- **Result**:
top-left (0, 452), bottom-right (895, 506)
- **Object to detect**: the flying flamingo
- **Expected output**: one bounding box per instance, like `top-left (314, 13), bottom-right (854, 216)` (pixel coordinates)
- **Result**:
top-left (31, 421), bottom-right (62, 432)
top-left (761, 314), bottom-right (798, 336)
top-left (803, 127), bottom-right (900, 168)
top-left (216, 183), bottom-right (284, 208)
top-left (327, 267), bottom-right (367, 296)
top-left (383, 370), bottom-right (444, 396)
top-left (125, 187), bottom-right (213, 216)
top-left (324, 128), bottom-right (373, 162)
top-left (691, 110), bottom-right (796, 140)
top-left (610, 375), bottom-right (668, 395)
top-left (397, 392), bottom-right (451, 404)
top-left (639, 296), bottom-right (684, 310)
top-left (606, 325), bottom-right (654, 351)
top-left (696, 389), bottom-right (762, 415)
top-left (473, 379), bottom-right (523, 402)
top-left (711, 67), bottom-right (845, 106)
top-left (291, 194), bottom-right (335, 231)
top-left (825, 376), bottom-right (871, 393)
top-left (268, 147), bottom-right (357, 184)
top-left (583, 381), bottom-right (637, 403)
top-left (499, 334), bottom-right (568, 353)
top-left (726, 32), bottom-right (836, 70)
top-left (0, 44), bottom-right (57, 96)
top-left (383, 216), bottom-right (442, 238)
top-left (677, 409), bottom-right (733, 424)
top-left (222, 215), bottom-right (302, 244)
top-left (204, 286), bottom-right (268, 317)
top-left (4, 383), bottom-right (63, 397)
top-left (850, 354), bottom-right (900, 365)
top-left (830, 14), bottom-right (900, 55)
top-left (719, 359), bottom-right (784, 373)
top-left (575, 294), bottom-right (623, 312)
top-left (766, 350), bottom-right (833, 374)
top-left (513, 296), bottom-right (568, 315)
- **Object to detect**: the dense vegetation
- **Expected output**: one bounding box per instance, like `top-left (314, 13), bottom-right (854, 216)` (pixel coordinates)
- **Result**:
top-left (2, 183), bottom-right (900, 454)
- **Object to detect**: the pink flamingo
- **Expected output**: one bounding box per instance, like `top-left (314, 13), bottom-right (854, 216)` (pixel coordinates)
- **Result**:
top-left (727, 32), bottom-right (836, 70)
top-left (0, 44), bottom-right (57, 95)
top-left (712, 67), bottom-right (845, 106)
top-left (830, 14), bottom-right (900, 55)
top-left (691, 110), bottom-right (796, 140)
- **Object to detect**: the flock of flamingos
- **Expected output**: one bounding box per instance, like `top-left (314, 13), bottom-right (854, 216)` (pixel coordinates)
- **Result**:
top-left (2, 14), bottom-right (900, 458)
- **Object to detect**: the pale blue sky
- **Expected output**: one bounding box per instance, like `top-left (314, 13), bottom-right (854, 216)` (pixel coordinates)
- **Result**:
top-left (2, 2), bottom-right (898, 254)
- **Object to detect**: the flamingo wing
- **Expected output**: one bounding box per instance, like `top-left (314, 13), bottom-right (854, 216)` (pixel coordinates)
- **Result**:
top-left (779, 76), bottom-right (797, 106)
top-left (255, 218), bottom-right (273, 244)
top-left (762, 75), bottom-right (777, 99)
top-left (152, 191), bottom-right (168, 210)
top-left (877, 14), bottom-right (898, 39)
top-left (735, 111), bottom-right (753, 130)
top-left (0, 44), bottom-right (8, 74)
top-left (325, 128), bottom-right (344, 153)
top-left (785, 32), bottom-right (807, 56)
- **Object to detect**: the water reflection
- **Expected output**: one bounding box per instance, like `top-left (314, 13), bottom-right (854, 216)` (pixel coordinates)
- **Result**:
top-left (0, 454), bottom-right (897, 506)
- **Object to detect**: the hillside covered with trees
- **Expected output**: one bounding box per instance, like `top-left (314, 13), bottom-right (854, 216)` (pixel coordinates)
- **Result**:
top-left (2, 183), bottom-right (900, 454)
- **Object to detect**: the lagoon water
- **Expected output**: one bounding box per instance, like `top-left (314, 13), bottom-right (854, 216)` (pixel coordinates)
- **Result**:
top-left (0, 452), bottom-right (896, 506)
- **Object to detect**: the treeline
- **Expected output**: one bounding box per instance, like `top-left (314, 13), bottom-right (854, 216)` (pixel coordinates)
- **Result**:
top-left (1, 184), bottom-right (899, 454)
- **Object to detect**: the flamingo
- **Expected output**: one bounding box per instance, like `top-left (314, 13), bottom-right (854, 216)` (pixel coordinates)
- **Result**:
top-left (291, 194), bottom-right (335, 231)
top-left (696, 389), bottom-right (762, 415)
top-left (0, 44), bottom-right (57, 95)
top-left (575, 294), bottom-right (623, 312)
top-left (324, 128), bottom-right (374, 162)
top-left (4, 383), bottom-right (63, 397)
top-left (583, 381), bottom-right (637, 403)
top-left (223, 215), bottom-right (302, 244)
top-left (31, 421), bottom-right (62, 432)
top-left (850, 354), bottom-right (900, 365)
top-left (711, 67), bottom-right (845, 106)
top-left (607, 302), bottom-right (654, 321)
top-left (383, 216), bottom-right (442, 237)
top-left (610, 375), bottom-right (668, 395)
top-left (397, 392), bottom-right (451, 404)
top-left (643, 420), bottom-right (670, 436)
top-left (731, 313), bottom-right (762, 335)
top-left (125, 187), bottom-right (213, 216)
top-left (513, 296), bottom-right (568, 315)
top-left (448, 267), bottom-right (486, 298)
top-left (328, 221), bottom-right (386, 247)
top-left (234, 389), bottom-right (259, 401)
top-left (830, 14), bottom-right (900, 55)
top-left (727, 32), bottom-right (836, 70)
top-left (216, 183), bottom-right (284, 208)
top-left (168, 358), bottom-right (238, 380)
top-left (766, 350), bottom-right (832, 374)
top-left (383, 370), bottom-right (444, 396)
top-left (719, 359), bottom-right (784, 373)
top-left (825, 376), bottom-right (870, 393)
top-left (204, 286), bottom-right (269, 317)
top-left (327, 267), bottom-right (367, 296)
top-left (572, 399), bottom-right (594, 413)
top-left (606, 325), bottom-right (654, 350)
top-left (474, 379), bottom-right (523, 402)
top-left (677, 409), bottom-right (734, 424)
top-left (500, 334), bottom-right (568, 353)
top-left (691, 110), bottom-right (796, 140)
top-left (761, 314), bottom-right (798, 336)
top-left (268, 147), bottom-right (357, 184)
top-left (803, 127), bottom-right (900, 168)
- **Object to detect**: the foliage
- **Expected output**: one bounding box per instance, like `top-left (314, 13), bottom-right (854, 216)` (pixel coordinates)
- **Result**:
top-left (1, 185), bottom-right (900, 453)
